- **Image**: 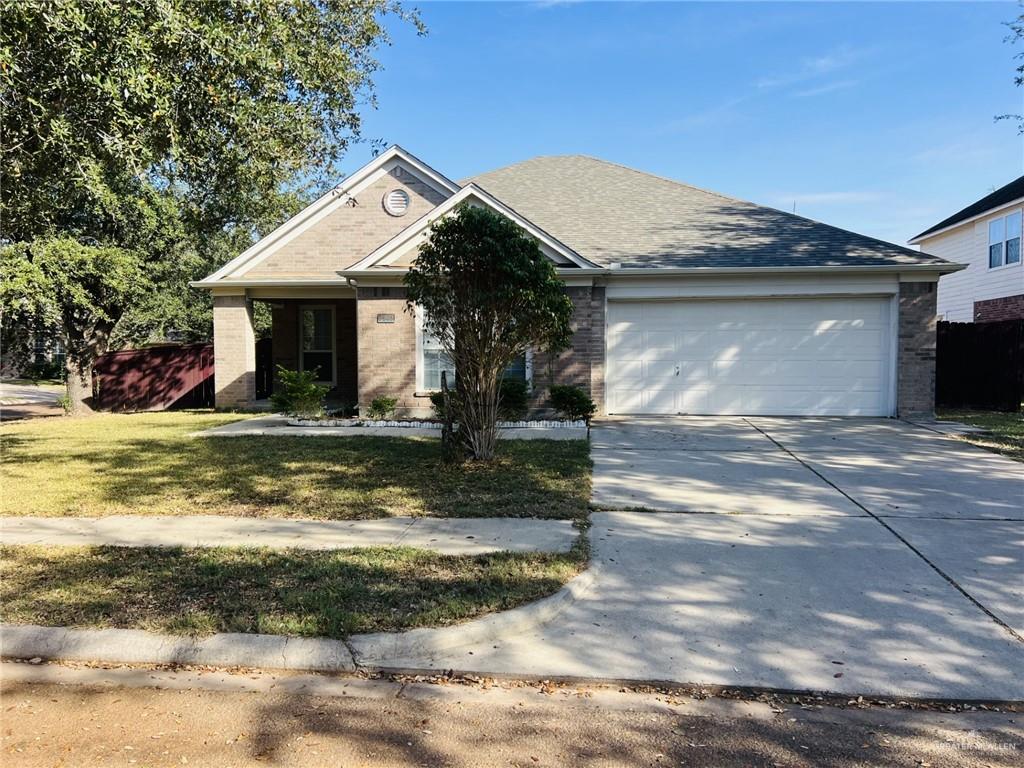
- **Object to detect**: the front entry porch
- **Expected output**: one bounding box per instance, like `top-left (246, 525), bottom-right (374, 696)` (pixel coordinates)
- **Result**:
top-left (213, 291), bottom-right (359, 409)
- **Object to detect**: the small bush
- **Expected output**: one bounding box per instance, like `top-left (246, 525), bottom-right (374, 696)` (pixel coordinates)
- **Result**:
top-left (366, 395), bottom-right (398, 420)
top-left (429, 391), bottom-right (449, 420)
top-left (549, 385), bottom-right (596, 424)
top-left (270, 366), bottom-right (327, 418)
top-left (498, 377), bottom-right (530, 421)
top-left (22, 360), bottom-right (64, 381)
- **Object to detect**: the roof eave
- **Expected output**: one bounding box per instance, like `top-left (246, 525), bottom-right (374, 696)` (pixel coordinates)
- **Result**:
top-left (910, 193), bottom-right (1024, 244)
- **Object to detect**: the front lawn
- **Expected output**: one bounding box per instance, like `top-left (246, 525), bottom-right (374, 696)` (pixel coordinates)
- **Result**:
top-left (937, 409), bottom-right (1024, 461)
top-left (0, 412), bottom-right (590, 519)
top-left (0, 544), bottom-right (584, 637)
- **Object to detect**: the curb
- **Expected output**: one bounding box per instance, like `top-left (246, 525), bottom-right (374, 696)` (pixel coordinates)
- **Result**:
top-left (0, 625), bottom-right (355, 672)
top-left (0, 566), bottom-right (597, 673)
top-left (349, 564), bottom-right (599, 666)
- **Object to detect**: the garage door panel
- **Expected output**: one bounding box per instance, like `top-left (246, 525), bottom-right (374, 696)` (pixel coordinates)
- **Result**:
top-left (607, 297), bottom-right (892, 416)
top-left (642, 331), bottom-right (676, 356)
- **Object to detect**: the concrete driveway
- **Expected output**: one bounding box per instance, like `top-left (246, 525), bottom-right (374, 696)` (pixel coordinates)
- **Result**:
top-left (384, 417), bottom-right (1024, 699)
top-left (0, 382), bottom-right (62, 421)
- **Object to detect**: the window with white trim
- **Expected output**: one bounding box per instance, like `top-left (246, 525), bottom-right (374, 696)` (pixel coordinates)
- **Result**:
top-left (420, 322), bottom-right (456, 391)
top-left (989, 210), bottom-right (1022, 268)
top-left (300, 307), bottom-right (335, 384)
top-left (417, 309), bottom-right (531, 391)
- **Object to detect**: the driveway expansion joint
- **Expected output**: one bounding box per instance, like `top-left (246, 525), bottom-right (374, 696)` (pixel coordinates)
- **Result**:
top-left (743, 418), bottom-right (1024, 645)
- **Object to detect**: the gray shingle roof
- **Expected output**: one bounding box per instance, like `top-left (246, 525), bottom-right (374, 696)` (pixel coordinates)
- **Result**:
top-left (466, 155), bottom-right (952, 270)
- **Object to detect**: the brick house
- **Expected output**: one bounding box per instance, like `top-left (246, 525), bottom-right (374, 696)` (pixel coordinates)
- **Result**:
top-left (910, 175), bottom-right (1024, 323)
top-left (194, 146), bottom-right (963, 418)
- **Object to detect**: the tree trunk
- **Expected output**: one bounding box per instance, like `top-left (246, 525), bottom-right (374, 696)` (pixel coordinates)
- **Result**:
top-left (64, 357), bottom-right (94, 415)
top-left (62, 322), bottom-right (112, 416)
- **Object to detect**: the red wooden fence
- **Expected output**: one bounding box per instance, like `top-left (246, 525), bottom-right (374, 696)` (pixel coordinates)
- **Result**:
top-left (94, 343), bottom-right (214, 411)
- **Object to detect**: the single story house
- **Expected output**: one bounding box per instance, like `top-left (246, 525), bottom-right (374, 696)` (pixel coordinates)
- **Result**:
top-left (910, 175), bottom-right (1024, 323)
top-left (193, 146), bottom-right (963, 418)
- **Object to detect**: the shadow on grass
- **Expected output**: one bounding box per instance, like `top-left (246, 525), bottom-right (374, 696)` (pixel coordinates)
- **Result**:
top-left (0, 544), bottom-right (583, 637)
top-left (0, 412), bottom-right (591, 519)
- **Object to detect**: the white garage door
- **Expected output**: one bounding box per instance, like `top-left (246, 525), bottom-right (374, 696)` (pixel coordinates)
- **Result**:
top-left (606, 297), bottom-right (893, 416)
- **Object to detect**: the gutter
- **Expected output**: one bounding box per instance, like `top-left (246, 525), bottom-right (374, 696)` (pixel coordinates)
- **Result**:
top-left (191, 262), bottom-right (966, 291)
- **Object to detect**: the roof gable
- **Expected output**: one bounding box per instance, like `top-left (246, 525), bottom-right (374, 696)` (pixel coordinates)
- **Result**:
top-left (201, 146), bottom-right (460, 283)
top-left (345, 184), bottom-right (599, 272)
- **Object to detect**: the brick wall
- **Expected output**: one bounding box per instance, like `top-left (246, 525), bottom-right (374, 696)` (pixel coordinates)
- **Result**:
top-left (248, 173), bottom-right (449, 278)
top-left (355, 287), bottom-right (422, 414)
top-left (270, 299), bottom-right (358, 404)
top-left (353, 284), bottom-right (606, 418)
top-left (213, 294), bottom-right (256, 408)
top-left (526, 286), bottom-right (605, 415)
top-left (974, 293), bottom-right (1024, 323)
top-left (897, 282), bottom-right (938, 418)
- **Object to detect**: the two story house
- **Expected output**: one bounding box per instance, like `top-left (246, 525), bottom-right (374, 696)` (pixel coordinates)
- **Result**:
top-left (911, 176), bottom-right (1024, 322)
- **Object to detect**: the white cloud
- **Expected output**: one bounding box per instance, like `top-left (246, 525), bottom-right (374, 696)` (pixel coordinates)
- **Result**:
top-left (793, 79), bottom-right (859, 98)
top-left (757, 44), bottom-right (868, 91)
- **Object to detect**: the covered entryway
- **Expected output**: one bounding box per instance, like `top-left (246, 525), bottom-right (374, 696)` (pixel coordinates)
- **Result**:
top-left (606, 296), bottom-right (894, 416)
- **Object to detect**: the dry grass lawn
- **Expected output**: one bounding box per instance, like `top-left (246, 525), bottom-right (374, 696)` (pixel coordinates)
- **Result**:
top-left (0, 543), bottom-right (585, 637)
top-left (0, 412), bottom-right (591, 519)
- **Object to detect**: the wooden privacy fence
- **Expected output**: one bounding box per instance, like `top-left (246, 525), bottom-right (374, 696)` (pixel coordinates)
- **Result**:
top-left (94, 343), bottom-right (214, 411)
top-left (936, 319), bottom-right (1024, 412)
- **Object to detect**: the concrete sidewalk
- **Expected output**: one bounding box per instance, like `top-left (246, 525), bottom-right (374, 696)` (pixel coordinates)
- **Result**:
top-left (0, 515), bottom-right (578, 555)
top-left (197, 414), bottom-right (587, 441)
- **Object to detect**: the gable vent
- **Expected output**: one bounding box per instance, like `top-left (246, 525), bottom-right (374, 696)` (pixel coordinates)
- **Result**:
top-left (384, 188), bottom-right (411, 216)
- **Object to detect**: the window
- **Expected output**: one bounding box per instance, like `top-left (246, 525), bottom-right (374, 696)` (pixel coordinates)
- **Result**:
top-left (1007, 211), bottom-right (1022, 265)
top-left (417, 308), bottom-right (531, 391)
top-left (989, 211), bottom-right (1022, 268)
top-left (300, 307), bottom-right (335, 384)
top-left (503, 353), bottom-right (528, 382)
top-left (420, 325), bottom-right (455, 391)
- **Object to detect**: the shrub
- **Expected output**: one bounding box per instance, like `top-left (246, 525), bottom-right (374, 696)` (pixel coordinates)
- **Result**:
top-left (549, 385), bottom-right (596, 424)
top-left (498, 377), bottom-right (530, 421)
top-left (366, 395), bottom-right (398, 420)
top-left (269, 366), bottom-right (327, 418)
top-left (21, 360), bottom-right (64, 381)
top-left (429, 390), bottom-right (449, 420)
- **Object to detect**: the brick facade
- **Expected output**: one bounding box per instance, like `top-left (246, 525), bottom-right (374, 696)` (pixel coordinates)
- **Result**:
top-left (355, 287), bottom-right (421, 414)
top-left (897, 281), bottom-right (938, 418)
top-left (213, 294), bottom-right (256, 408)
top-left (974, 293), bottom-right (1024, 323)
top-left (350, 285), bottom-right (607, 418)
top-left (248, 173), bottom-right (448, 278)
top-left (527, 286), bottom-right (606, 415)
top-left (270, 299), bottom-right (358, 404)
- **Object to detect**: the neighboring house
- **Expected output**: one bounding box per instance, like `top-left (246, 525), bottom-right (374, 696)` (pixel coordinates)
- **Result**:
top-left (194, 146), bottom-right (962, 418)
top-left (910, 176), bottom-right (1024, 323)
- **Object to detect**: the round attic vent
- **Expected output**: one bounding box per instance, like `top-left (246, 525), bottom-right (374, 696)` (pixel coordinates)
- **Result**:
top-left (383, 188), bottom-right (410, 216)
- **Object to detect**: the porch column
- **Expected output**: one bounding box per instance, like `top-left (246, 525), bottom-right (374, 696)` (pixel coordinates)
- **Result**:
top-left (213, 292), bottom-right (256, 408)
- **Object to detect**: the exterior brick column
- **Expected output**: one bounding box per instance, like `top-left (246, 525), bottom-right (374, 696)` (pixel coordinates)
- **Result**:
top-left (897, 281), bottom-right (937, 418)
top-left (356, 287), bottom-right (419, 414)
top-left (213, 293), bottom-right (256, 408)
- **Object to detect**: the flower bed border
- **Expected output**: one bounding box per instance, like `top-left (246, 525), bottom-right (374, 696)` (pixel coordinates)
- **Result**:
top-left (286, 417), bottom-right (587, 429)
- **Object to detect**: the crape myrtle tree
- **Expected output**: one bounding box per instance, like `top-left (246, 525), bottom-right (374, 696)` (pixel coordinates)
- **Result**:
top-left (405, 204), bottom-right (574, 461)
top-left (0, 0), bottom-right (420, 412)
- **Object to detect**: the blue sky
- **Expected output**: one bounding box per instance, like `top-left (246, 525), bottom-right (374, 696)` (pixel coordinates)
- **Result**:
top-left (345, 1), bottom-right (1023, 246)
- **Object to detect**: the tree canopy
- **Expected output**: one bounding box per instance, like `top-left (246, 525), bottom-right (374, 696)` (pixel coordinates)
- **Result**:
top-left (0, 0), bottom-right (420, 409)
top-left (405, 204), bottom-right (574, 460)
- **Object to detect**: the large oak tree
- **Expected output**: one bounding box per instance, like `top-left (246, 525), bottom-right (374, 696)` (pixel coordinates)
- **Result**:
top-left (0, 0), bottom-right (420, 411)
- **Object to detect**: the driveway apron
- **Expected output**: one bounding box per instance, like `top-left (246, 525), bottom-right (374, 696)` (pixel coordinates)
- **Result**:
top-left (379, 417), bottom-right (1024, 699)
